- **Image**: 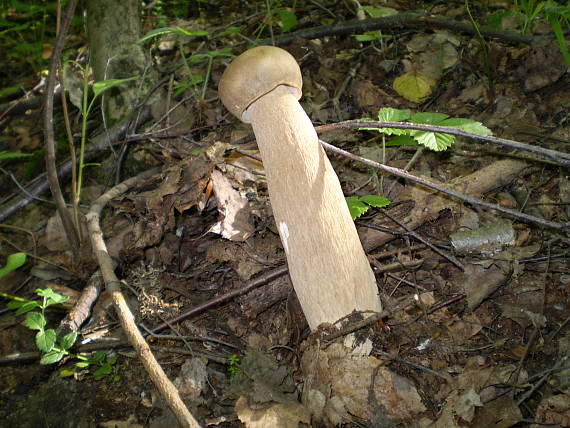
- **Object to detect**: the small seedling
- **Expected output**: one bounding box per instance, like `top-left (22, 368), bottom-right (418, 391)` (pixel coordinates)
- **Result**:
top-left (7, 288), bottom-right (119, 380)
top-left (227, 354), bottom-right (240, 379)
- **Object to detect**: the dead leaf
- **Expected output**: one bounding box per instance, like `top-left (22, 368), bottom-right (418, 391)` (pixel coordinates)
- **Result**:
top-left (209, 169), bottom-right (255, 241)
top-left (535, 394), bottom-right (570, 427)
top-left (235, 396), bottom-right (311, 428)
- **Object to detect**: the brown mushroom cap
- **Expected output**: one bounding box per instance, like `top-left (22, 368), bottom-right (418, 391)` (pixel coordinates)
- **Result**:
top-left (218, 46), bottom-right (303, 123)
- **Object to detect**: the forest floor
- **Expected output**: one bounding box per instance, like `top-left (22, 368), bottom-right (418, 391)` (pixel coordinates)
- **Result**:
top-left (0, 1), bottom-right (569, 427)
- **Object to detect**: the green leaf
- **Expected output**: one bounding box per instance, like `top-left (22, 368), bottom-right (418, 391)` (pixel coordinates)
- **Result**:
top-left (61, 332), bottom-right (78, 351)
top-left (36, 329), bottom-right (56, 352)
top-left (385, 135), bottom-right (417, 147)
top-left (0, 151), bottom-right (32, 162)
top-left (92, 76), bottom-right (139, 98)
top-left (274, 9), bottom-right (297, 32)
top-left (14, 301), bottom-right (40, 315)
top-left (138, 27), bottom-right (209, 43)
top-left (377, 108), bottom-right (412, 135)
top-left (440, 118), bottom-right (492, 135)
top-left (92, 351), bottom-right (106, 364)
top-left (346, 197), bottom-right (370, 220)
top-left (59, 368), bottom-right (76, 377)
top-left (411, 112), bottom-right (449, 124)
top-left (0, 252), bottom-right (27, 279)
top-left (106, 355), bottom-right (118, 366)
top-left (93, 364), bottom-right (113, 380)
top-left (359, 195), bottom-right (390, 208)
top-left (36, 288), bottom-right (69, 304)
top-left (24, 312), bottom-right (46, 330)
top-left (76, 361), bottom-right (90, 369)
top-left (6, 300), bottom-right (25, 310)
top-left (412, 131), bottom-right (455, 151)
top-left (379, 107), bottom-right (412, 122)
top-left (40, 349), bottom-right (65, 365)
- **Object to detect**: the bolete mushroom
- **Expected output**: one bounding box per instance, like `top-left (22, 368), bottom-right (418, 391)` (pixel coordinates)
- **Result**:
top-left (219, 46), bottom-right (381, 330)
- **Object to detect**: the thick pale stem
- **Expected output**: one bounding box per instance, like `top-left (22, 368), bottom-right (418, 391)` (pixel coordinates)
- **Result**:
top-left (246, 85), bottom-right (381, 330)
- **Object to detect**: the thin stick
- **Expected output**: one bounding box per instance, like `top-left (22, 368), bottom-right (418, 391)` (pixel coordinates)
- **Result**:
top-left (319, 139), bottom-right (569, 231)
top-left (86, 168), bottom-right (200, 428)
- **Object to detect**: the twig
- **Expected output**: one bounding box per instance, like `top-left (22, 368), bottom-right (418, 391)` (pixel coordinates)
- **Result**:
top-left (380, 209), bottom-right (464, 271)
top-left (42, 0), bottom-right (80, 253)
top-left (319, 139), bottom-right (569, 231)
top-left (150, 266), bottom-right (289, 334)
top-left (86, 167), bottom-right (200, 428)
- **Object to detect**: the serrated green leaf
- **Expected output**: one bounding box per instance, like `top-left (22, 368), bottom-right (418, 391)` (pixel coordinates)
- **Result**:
top-left (107, 355), bottom-right (118, 365)
top-left (346, 197), bottom-right (370, 220)
top-left (411, 112), bottom-right (449, 124)
top-left (440, 118), bottom-right (492, 135)
top-left (40, 349), bottom-right (65, 365)
top-left (379, 107), bottom-right (412, 122)
top-left (359, 195), bottom-right (390, 207)
top-left (61, 332), bottom-right (78, 351)
top-left (36, 329), bottom-right (57, 352)
top-left (375, 108), bottom-right (411, 135)
top-left (37, 288), bottom-right (69, 305)
top-left (24, 312), bottom-right (45, 330)
top-left (413, 131), bottom-right (455, 151)
top-left (15, 301), bottom-right (40, 315)
top-left (0, 252), bottom-right (27, 279)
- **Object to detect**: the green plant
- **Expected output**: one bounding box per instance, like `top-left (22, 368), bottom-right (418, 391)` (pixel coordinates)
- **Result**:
top-left (7, 288), bottom-right (119, 380)
top-left (7, 288), bottom-right (76, 364)
top-left (0, 252), bottom-right (26, 279)
top-left (487, 1), bottom-right (570, 66)
top-left (72, 63), bottom-right (138, 206)
top-left (75, 350), bottom-right (119, 381)
top-left (227, 354), bottom-right (240, 379)
top-left (346, 195), bottom-right (390, 220)
top-left (0, 151), bottom-right (32, 162)
top-left (353, 6), bottom-right (395, 49)
top-left (363, 107), bottom-right (492, 152)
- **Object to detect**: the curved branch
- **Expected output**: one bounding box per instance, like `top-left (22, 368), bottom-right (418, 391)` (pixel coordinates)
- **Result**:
top-left (86, 168), bottom-right (200, 428)
top-left (43, 0), bottom-right (80, 252)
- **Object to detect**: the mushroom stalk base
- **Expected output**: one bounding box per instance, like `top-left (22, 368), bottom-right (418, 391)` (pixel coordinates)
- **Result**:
top-left (247, 86), bottom-right (382, 330)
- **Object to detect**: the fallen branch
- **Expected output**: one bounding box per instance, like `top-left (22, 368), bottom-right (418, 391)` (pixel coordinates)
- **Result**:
top-left (86, 167), bottom-right (200, 428)
top-left (267, 10), bottom-right (534, 47)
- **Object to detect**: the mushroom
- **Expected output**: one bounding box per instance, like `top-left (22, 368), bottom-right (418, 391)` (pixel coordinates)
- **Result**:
top-left (219, 46), bottom-right (381, 330)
